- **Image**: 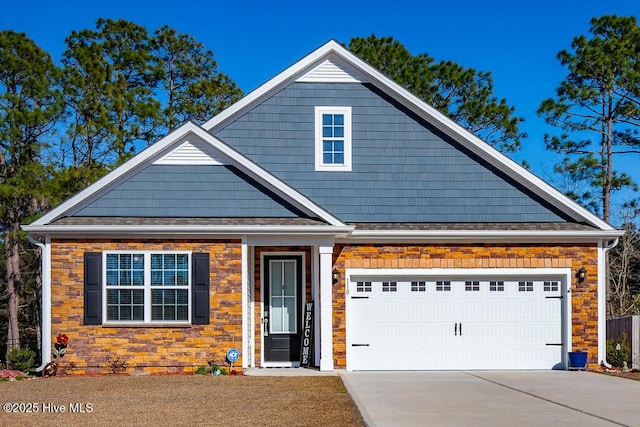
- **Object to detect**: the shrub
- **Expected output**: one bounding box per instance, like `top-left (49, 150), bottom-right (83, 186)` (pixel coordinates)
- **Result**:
top-left (607, 333), bottom-right (631, 368)
top-left (7, 348), bottom-right (37, 372)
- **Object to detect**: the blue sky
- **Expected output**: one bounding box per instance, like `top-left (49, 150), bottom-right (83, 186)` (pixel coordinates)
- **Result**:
top-left (2, 0), bottom-right (639, 220)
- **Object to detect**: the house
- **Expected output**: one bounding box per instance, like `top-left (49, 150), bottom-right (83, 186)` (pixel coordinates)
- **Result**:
top-left (24, 40), bottom-right (622, 373)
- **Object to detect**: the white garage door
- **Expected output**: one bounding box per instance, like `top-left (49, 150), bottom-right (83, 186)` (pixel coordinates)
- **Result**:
top-left (346, 276), bottom-right (565, 370)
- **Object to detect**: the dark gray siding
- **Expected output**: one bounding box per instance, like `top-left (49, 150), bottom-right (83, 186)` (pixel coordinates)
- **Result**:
top-left (212, 82), bottom-right (567, 223)
top-left (73, 165), bottom-right (303, 218)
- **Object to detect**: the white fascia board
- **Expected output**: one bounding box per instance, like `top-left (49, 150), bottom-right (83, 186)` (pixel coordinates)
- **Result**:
top-left (202, 40), bottom-right (614, 231)
top-left (202, 41), bottom-right (346, 131)
top-left (22, 224), bottom-right (354, 237)
top-left (29, 122), bottom-right (345, 228)
top-left (31, 123), bottom-right (203, 226)
top-left (340, 229), bottom-right (624, 244)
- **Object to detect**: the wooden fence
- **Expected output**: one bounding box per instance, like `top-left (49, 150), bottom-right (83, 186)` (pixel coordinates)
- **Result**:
top-left (607, 316), bottom-right (640, 369)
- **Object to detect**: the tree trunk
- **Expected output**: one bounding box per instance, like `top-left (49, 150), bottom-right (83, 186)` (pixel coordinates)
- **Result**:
top-left (5, 221), bottom-right (22, 354)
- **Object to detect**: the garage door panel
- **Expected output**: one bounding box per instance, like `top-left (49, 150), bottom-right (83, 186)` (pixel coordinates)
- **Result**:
top-left (347, 276), bottom-right (565, 371)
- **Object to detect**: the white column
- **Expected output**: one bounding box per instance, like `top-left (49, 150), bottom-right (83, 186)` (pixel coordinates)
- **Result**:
top-left (319, 244), bottom-right (334, 371)
top-left (311, 246), bottom-right (321, 367)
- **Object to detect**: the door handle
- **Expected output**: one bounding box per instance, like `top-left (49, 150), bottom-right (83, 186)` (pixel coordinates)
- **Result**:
top-left (459, 323), bottom-right (462, 336)
top-left (263, 317), bottom-right (269, 336)
top-left (454, 323), bottom-right (458, 336)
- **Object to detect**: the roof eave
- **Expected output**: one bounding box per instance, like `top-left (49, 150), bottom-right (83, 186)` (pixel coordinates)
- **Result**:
top-left (340, 229), bottom-right (624, 244)
top-left (23, 224), bottom-right (355, 238)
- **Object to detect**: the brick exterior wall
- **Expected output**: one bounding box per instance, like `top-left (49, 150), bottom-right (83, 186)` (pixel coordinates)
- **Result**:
top-left (50, 239), bottom-right (599, 373)
top-left (50, 239), bottom-right (242, 375)
top-left (331, 243), bottom-right (599, 370)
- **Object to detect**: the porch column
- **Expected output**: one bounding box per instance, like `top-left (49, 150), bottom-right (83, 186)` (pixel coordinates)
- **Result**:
top-left (319, 244), bottom-right (334, 371)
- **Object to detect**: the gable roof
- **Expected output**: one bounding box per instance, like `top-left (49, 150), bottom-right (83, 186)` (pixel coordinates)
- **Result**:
top-left (25, 123), bottom-right (351, 235)
top-left (202, 40), bottom-right (617, 233)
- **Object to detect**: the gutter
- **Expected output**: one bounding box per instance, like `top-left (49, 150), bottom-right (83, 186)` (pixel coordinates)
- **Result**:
top-left (599, 237), bottom-right (620, 369)
top-left (27, 234), bottom-right (51, 372)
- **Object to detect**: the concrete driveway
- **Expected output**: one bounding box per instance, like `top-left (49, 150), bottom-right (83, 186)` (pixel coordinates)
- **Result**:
top-left (340, 371), bottom-right (640, 427)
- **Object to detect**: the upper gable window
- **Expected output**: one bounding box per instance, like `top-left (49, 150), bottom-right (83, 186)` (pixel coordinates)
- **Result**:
top-left (315, 106), bottom-right (352, 171)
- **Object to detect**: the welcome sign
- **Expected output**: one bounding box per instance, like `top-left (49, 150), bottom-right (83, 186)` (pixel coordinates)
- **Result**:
top-left (300, 301), bottom-right (314, 367)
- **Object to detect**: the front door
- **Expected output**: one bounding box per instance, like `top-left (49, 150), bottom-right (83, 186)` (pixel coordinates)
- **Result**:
top-left (264, 255), bottom-right (303, 363)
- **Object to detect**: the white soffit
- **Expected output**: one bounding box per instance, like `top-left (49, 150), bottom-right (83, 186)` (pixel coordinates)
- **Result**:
top-left (296, 57), bottom-right (365, 83)
top-left (153, 140), bottom-right (223, 165)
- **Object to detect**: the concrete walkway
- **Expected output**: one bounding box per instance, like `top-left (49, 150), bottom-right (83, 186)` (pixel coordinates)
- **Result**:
top-left (340, 371), bottom-right (640, 427)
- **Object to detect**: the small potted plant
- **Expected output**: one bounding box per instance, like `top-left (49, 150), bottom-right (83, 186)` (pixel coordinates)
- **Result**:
top-left (568, 350), bottom-right (588, 370)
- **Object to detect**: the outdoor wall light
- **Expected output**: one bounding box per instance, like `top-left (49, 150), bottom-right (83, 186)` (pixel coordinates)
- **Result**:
top-left (576, 267), bottom-right (587, 283)
top-left (332, 268), bottom-right (340, 284)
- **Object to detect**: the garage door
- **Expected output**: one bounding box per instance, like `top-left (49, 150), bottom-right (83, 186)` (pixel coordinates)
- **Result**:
top-left (346, 276), bottom-right (565, 370)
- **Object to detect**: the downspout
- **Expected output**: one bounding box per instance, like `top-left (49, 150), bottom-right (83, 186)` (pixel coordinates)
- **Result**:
top-left (27, 234), bottom-right (51, 372)
top-left (599, 237), bottom-right (619, 368)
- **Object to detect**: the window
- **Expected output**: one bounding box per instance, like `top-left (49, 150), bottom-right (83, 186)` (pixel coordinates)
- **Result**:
top-left (356, 281), bottom-right (372, 293)
top-left (105, 251), bottom-right (191, 323)
top-left (382, 281), bottom-right (397, 292)
top-left (315, 106), bottom-right (352, 171)
top-left (490, 281), bottom-right (505, 292)
top-left (544, 281), bottom-right (559, 292)
top-left (518, 281), bottom-right (534, 292)
top-left (411, 281), bottom-right (426, 292)
top-left (436, 281), bottom-right (451, 292)
top-left (465, 281), bottom-right (480, 292)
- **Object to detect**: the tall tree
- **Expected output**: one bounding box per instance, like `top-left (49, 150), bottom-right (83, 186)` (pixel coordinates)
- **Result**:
top-left (538, 15), bottom-right (640, 222)
top-left (348, 35), bottom-right (525, 153)
top-left (62, 18), bottom-right (160, 167)
top-left (152, 26), bottom-right (242, 132)
top-left (0, 31), bottom-right (62, 353)
top-left (608, 203), bottom-right (640, 316)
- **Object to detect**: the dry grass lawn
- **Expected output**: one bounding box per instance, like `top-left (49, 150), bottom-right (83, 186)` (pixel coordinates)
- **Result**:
top-left (0, 375), bottom-right (365, 426)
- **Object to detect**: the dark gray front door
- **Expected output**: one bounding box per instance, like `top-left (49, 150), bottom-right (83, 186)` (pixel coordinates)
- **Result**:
top-left (264, 255), bottom-right (303, 362)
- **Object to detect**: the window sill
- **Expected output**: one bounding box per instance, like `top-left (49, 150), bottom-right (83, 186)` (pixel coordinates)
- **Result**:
top-left (101, 323), bottom-right (192, 328)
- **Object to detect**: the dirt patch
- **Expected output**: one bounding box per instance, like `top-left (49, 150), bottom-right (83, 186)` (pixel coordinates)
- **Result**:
top-left (600, 370), bottom-right (640, 381)
top-left (0, 375), bottom-right (365, 426)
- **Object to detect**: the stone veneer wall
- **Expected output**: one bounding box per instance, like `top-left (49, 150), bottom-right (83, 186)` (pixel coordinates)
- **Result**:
top-left (50, 239), bottom-right (242, 375)
top-left (331, 243), bottom-right (599, 369)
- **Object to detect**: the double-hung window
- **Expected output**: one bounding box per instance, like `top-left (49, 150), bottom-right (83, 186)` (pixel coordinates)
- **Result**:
top-left (315, 106), bottom-right (352, 171)
top-left (105, 251), bottom-right (191, 324)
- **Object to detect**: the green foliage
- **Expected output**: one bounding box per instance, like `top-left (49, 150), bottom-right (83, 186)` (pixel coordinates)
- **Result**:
top-left (195, 365), bottom-right (209, 375)
top-left (607, 333), bottom-right (631, 368)
top-left (62, 18), bottom-right (161, 166)
top-left (152, 26), bottom-right (242, 131)
top-left (538, 15), bottom-right (640, 222)
top-left (348, 35), bottom-right (525, 153)
top-left (7, 347), bottom-right (36, 372)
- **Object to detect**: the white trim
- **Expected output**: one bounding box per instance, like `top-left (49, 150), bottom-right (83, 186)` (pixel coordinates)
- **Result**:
top-left (345, 267), bottom-right (572, 371)
top-left (153, 140), bottom-right (222, 165)
top-left (102, 250), bottom-right (192, 325)
top-left (29, 123), bottom-right (346, 228)
top-left (241, 240), bottom-right (249, 368)
top-left (315, 106), bottom-right (352, 171)
top-left (259, 251), bottom-right (306, 367)
top-left (202, 40), bottom-right (615, 232)
top-left (319, 244), bottom-right (334, 371)
top-left (342, 229), bottom-right (624, 244)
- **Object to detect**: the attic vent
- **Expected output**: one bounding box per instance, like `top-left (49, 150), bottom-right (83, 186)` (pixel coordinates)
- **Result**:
top-left (153, 141), bottom-right (222, 165)
top-left (296, 58), bottom-right (364, 83)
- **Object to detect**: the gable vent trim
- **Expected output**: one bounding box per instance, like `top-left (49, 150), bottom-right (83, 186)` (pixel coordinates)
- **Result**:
top-left (154, 140), bottom-right (223, 165)
top-left (296, 58), bottom-right (365, 83)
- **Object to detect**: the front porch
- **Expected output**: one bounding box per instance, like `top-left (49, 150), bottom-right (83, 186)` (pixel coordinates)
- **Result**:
top-left (243, 240), bottom-right (336, 371)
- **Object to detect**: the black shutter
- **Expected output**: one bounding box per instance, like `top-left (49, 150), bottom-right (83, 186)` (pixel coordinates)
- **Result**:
top-left (84, 252), bottom-right (102, 325)
top-left (192, 253), bottom-right (210, 325)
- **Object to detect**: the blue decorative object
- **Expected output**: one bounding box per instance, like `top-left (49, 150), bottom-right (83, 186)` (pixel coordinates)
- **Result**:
top-left (568, 351), bottom-right (587, 370)
top-left (226, 348), bottom-right (239, 363)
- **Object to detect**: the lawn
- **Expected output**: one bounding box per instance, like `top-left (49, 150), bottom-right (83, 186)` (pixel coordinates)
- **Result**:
top-left (0, 375), bottom-right (365, 426)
